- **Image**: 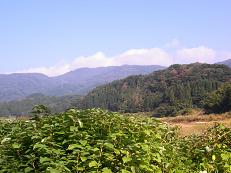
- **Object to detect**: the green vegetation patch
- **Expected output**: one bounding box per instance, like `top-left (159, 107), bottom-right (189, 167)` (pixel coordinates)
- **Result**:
top-left (203, 83), bottom-right (231, 114)
top-left (80, 63), bottom-right (231, 116)
top-left (0, 109), bottom-right (231, 172)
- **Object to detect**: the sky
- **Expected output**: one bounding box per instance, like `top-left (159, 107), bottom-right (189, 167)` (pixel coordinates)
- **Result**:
top-left (0, 0), bottom-right (231, 76)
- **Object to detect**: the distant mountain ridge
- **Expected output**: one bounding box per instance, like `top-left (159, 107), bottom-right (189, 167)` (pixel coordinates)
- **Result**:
top-left (0, 65), bottom-right (165, 101)
top-left (216, 59), bottom-right (231, 68)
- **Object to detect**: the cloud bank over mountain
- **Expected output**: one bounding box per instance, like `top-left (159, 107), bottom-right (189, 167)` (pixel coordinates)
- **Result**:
top-left (16, 40), bottom-right (230, 76)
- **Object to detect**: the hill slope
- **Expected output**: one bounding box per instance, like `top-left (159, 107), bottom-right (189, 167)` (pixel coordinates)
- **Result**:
top-left (0, 65), bottom-right (164, 101)
top-left (216, 59), bottom-right (231, 68)
top-left (80, 63), bottom-right (231, 116)
top-left (51, 65), bottom-right (165, 96)
top-left (0, 73), bottom-right (55, 101)
top-left (0, 93), bottom-right (82, 116)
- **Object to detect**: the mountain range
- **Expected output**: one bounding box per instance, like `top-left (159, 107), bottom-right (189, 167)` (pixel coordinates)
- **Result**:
top-left (0, 65), bottom-right (165, 101)
top-left (1, 62), bottom-right (231, 116)
top-left (0, 58), bottom-right (230, 102)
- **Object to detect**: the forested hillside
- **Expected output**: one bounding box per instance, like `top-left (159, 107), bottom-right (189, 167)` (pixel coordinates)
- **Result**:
top-left (203, 83), bottom-right (231, 113)
top-left (0, 93), bottom-right (81, 116)
top-left (80, 63), bottom-right (231, 116)
top-left (1, 63), bottom-right (230, 117)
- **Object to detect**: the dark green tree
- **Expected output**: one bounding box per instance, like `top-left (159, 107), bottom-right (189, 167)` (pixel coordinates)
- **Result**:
top-left (31, 104), bottom-right (51, 120)
top-left (203, 83), bottom-right (231, 113)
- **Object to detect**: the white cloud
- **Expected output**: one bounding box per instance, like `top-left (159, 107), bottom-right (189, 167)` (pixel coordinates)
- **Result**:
top-left (15, 40), bottom-right (231, 77)
top-left (71, 52), bottom-right (114, 68)
top-left (116, 48), bottom-right (173, 66)
top-left (17, 52), bottom-right (115, 76)
top-left (176, 46), bottom-right (216, 64)
top-left (17, 48), bottom-right (174, 76)
top-left (216, 51), bottom-right (231, 62)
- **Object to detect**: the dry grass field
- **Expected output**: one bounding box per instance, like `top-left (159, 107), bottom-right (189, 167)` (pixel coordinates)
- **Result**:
top-left (159, 110), bottom-right (231, 136)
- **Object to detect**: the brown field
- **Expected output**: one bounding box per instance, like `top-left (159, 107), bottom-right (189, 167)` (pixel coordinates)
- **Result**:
top-left (159, 110), bottom-right (231, 136)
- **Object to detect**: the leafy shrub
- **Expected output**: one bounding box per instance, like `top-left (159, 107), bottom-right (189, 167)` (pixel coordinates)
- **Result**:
top-left (0, 109), bottom-right (230, 172)
top-left (176, 124), bottom-right (231, 172)
top-left (0, 109), bottom-right (176, 172)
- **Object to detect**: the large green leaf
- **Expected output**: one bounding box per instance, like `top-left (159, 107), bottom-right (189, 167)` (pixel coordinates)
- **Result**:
top-left (122, 156), bottom-right (132, 163)
top-left (67, 144), bottom-right (82, 150)
top-left (102, 167), bottom-right (113, 173)
top-left (89, 161), bottom-right (98, 168)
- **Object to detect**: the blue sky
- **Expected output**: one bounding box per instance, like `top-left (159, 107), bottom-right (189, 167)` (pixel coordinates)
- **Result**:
top-left (0, 0), bottom-right (231, 76)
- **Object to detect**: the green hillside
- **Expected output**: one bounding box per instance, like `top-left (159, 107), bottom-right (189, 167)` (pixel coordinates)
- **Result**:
top-left (0, 93), bottom-right (82, 116)
top-left (80, 63), bottom-right (231, 116)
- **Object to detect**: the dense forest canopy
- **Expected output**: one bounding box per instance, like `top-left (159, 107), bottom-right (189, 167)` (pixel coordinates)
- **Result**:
top-left (79, 63), bottom-right (231, 116)
top-left (203, 83), bottom-right (231, 114)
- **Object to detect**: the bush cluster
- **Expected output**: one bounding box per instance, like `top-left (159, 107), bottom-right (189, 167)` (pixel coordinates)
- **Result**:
top-left (0, 109), bottom-right (230, 172)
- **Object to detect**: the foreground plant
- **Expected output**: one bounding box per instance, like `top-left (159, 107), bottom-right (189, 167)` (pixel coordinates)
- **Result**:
top-left (0, 108), bottom-right (230, 173)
